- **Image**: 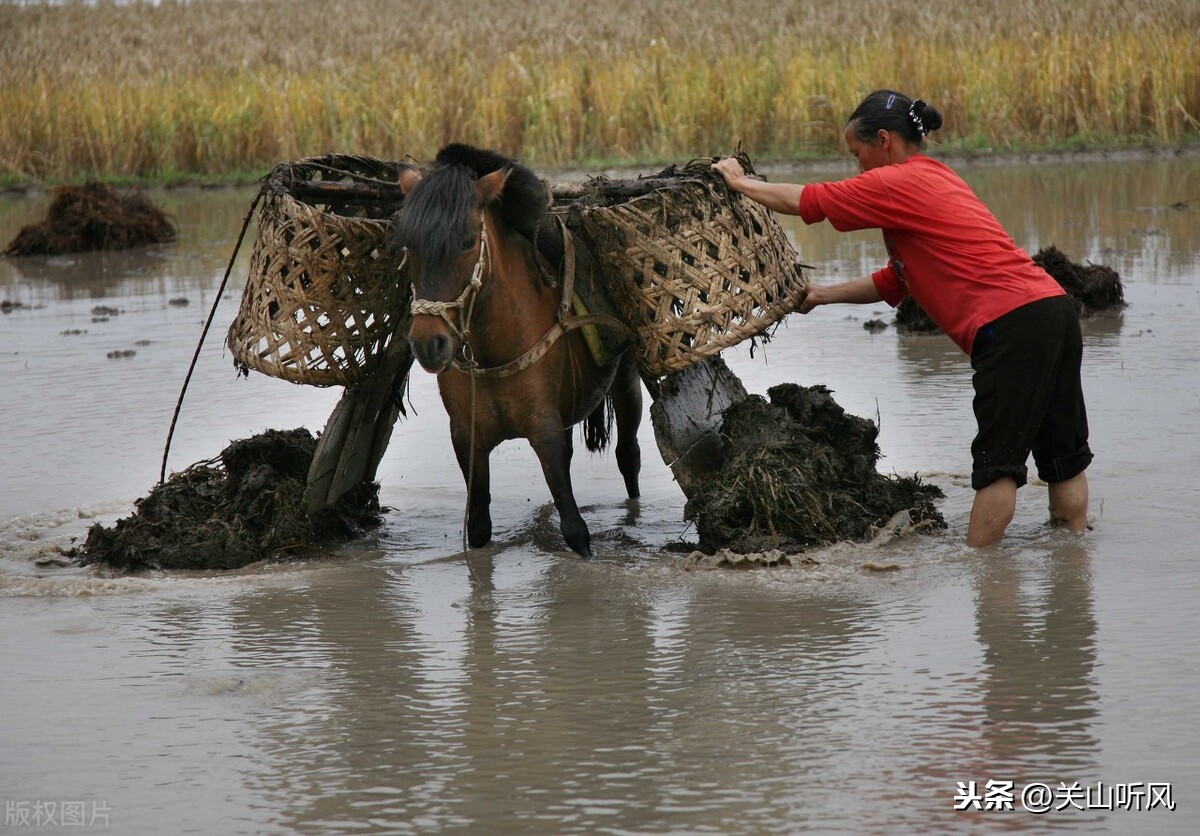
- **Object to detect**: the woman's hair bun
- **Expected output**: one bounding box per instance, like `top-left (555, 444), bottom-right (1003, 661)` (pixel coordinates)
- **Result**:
top-left (913, 100), bottom-right (944, 134)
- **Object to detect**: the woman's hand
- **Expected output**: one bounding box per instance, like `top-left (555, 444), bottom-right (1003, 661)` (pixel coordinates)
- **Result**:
top-left (711, 156), bottom-right (748, 191)
top-left (711, 158), bottom-right (804, 215)
top-left (797, 276), bottom-right (885, 314)
top-left (798, 285), bottom-right (826, 314)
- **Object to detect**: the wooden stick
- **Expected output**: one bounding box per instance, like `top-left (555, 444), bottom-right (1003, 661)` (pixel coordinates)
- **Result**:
top-left (275, 179), bottom-right (408, 205)
top-left (548, 175), bottom-right (714, 201)
top-left (270, 174), bottom-right (720, 207)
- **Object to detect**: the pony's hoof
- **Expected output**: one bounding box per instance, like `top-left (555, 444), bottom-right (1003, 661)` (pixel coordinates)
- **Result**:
top-left (564, 532), bottom-right (592, 558)
top-left (562, 520), bottom-right (592, 558)
top-left (572, 531), bottom-right (593, 558)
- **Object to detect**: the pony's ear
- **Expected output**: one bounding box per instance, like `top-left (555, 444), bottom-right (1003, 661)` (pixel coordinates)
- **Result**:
top-left (476, 166), bottom-right (511, 205)
top-left (399, 166), bottom-right (422, 195)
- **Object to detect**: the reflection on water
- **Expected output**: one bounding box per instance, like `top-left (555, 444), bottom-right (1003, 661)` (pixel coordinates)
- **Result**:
top-left (2, 156), bottom-right (1199, 833)
top-left (972, 541), bottom-right (1099, 782)
top-left (3, 537), bottom-right (1114, 833)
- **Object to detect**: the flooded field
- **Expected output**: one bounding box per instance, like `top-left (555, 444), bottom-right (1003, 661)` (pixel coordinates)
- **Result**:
top-left (2, 153), bottom-right (1198, 833)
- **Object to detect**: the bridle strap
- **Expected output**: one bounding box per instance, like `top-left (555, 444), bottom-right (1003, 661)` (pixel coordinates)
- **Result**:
top-left (452, 217), bottom-right (636, 378)
top-left (452, 311), bottom-right (635, 379)
top-left (409, 217), bottom-right (488, 341)
top-left (410, 214), bottom-right (637, 379)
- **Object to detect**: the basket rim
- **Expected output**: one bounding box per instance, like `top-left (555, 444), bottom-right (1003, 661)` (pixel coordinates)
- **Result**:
top-left (264, 153), bottom-right (418, 196)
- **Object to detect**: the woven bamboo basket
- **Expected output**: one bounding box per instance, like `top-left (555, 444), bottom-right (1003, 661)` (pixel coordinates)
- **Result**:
top-left (227, 154), bottom-right (413, 387)
top-left (563, 157), bottom-right (807, 377)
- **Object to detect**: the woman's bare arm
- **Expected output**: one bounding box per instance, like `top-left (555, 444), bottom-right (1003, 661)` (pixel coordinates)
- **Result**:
top-left (711, 157), bottom-right (804, 215)
top-left (798, 276), bottom-right (884, 313)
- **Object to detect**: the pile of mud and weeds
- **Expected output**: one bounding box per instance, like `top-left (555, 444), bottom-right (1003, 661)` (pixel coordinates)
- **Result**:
top-left (896, 245), bottom-right (1125, 334)
top-left (77, 429), bottom-right (381, 572)
top-left (1033, 244), bottom-right (1126, 313)
top-left (684, 383), bottom-right (945, 554)
top-left (3, 182), bottom-right (176, 257)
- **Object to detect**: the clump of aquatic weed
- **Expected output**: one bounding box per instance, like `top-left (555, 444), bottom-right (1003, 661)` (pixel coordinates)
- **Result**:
top-left (78, 429), bottom-right (381, 572)
top-left (1032, 244), bottom-right (1125, 315)
top-left (3, 182), bottom-right (175, 257)
top-left (685, 384), bottom-right (945, 554)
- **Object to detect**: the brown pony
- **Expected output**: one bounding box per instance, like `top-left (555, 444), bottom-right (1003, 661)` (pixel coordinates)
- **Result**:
top-left (393, 144), bottom-right (642, 557)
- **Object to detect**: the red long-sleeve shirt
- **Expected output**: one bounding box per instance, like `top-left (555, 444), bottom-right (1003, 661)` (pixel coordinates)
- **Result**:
top-left (797, 154), bottom-right (1064, 354)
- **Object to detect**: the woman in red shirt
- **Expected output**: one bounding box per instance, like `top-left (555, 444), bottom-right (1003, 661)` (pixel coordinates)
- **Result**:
top-left (713, 90), bottom-right (1092, 547)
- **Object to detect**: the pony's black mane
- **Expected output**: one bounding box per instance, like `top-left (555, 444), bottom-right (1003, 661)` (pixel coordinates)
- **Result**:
top-left (436, 144), bottom-right (548, 240)
top-left (394, 143), bottom-right (562, 268)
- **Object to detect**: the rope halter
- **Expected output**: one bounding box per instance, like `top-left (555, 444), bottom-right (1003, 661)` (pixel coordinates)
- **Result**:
top-left (408, 217), bottom-right (489, 344)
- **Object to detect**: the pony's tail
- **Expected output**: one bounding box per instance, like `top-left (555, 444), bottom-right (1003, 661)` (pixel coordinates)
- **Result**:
top-left (583, 396), bottom-right (615, 453)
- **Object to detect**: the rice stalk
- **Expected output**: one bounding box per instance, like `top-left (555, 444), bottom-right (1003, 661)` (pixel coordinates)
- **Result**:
top-left (0, 0), bottom-right (1196, 181)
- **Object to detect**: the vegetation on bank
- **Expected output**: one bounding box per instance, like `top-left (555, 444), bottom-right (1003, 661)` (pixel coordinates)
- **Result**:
top-left (2, 0), bottom-right (1198, 186)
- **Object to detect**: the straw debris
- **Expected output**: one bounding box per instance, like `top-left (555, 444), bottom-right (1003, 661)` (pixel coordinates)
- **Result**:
top-left (685, 383), bottom-right (945, 553)
top-left (77, 429), bottom-right (381, 572)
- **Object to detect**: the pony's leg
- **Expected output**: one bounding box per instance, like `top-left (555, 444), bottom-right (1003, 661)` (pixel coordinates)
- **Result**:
top-left (450, 428), bottom-right (493, 549)
top-left (612, 353), bottom-right (643, 499)
top-left (529, 425), bottom-right (591, 558)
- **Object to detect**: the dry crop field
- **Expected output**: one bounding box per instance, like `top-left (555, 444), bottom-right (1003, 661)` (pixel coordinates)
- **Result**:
top-left (1, 0), bottom-right (1198, 183)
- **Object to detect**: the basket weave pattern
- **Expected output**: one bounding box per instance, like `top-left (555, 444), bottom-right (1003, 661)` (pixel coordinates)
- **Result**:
top-left (227, 155), bottom-right (410, 388)
top-left (569, 177), bottom-right (807, 376)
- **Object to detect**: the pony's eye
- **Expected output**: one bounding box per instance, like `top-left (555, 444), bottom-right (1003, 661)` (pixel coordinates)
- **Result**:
top-left (462, 234), bottom-right (477, 252)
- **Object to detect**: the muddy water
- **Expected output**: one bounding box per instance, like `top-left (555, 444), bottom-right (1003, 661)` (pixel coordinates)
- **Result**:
top-left (2, 155), bottom-right (1198, 833)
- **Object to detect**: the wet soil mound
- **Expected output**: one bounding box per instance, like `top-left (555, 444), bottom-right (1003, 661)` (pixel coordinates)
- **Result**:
top-left (685, 383), bottom-right (945, 553)
top-left (1033, 245), bottom-right (1125, 314)
top-left (3, 182), bottom-right (176, 257)
top-left (895, 246), bottom-right (1125, 334)
top-left (894, 296), bottom-right (942, 334)
top-left (78, 429), bottom-right (381, 572)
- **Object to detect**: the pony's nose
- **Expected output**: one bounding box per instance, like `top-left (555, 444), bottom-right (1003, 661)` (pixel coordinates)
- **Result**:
top-left (410, 331), bottom-right (454, 374)
top-left (428, 333), bottom-right (451, 360)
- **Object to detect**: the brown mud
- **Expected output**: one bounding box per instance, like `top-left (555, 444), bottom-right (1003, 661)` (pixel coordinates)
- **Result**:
top-left (77, 429), bottom-right (381, 572)
top-left (1033, 245), bottom-right (1126, 314)
top-left (685, 383), bottom-right (945, 554)
top-left (3, 182), bottom-right (175, 256)
top-left (896, 246), bottom-right (1125, 333)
